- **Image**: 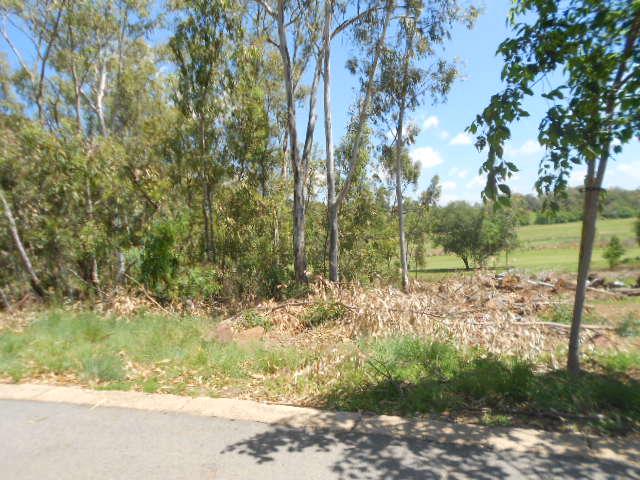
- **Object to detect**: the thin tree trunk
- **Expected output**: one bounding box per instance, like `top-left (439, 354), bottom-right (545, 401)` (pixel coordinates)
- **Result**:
top-left (115, 251), bottom-right (126, 285)
top-left (323, 0), bottom-right (339, 282)
top-left (325, 0), bottom-right (393, 284)
top-left (276, 0), bottom-right (305, 283)
top-left (85, 180), bottom-right (100, 288)
top-left (568, 176), bottom-right (600, 374)
top-left (394, 39), bottom-right (412, 292)
top-left (394, 158), bottom-right (409, 291)
top-left (0, 286), bottom-right (10, 311)
top-left (335, 0), bottom-right (394, 210)
top-left (567, 11), bottom-right (639, 375)
top-left (0, 188), bottom-right (46, 298)
top-left (35, 2), bottom-right (64, 123)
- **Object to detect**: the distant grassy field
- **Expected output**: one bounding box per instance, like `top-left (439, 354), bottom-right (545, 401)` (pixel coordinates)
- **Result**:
top-left (421, 217), bottom-right (640, 274)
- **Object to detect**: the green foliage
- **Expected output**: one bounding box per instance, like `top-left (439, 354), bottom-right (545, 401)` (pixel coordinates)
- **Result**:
top-left (430, 201), bottom-right (518, 269)
top-left (240, 310), bottom-right (272, 330)
top-left (325, 337), bottom-right (640, 431)
top-left (603, 236), bottom-right (625, 269)
top-left (541, 304), bottom-right (603, 326)
top-left (140, 220), bottom-right (180, 295)
top-left (471, 1), bottom-right (640, 203)
top-left (303, 301), bottom-right (347, 328)
top-left (636, 215), bottom-right (640, 246)
top-left (615, 314), bottom-right (640, 338)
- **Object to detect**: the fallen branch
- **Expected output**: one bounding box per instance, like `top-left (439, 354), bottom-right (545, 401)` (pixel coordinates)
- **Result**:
top-left (123, 273), bottom-right (173, 316)
top-left (513, 321), bottom-right (616, 330)
top-left (612, 287), bottom-right (640, 297)
top-left (526, 279), bottom-right (623, 297)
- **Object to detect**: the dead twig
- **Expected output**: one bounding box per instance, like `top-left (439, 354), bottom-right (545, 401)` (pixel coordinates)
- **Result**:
top-left (123, 273), bottom-right (173, 316)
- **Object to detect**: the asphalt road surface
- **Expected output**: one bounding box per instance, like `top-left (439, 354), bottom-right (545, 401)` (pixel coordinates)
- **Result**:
top-left (1, 400), bottom-right (638, 479)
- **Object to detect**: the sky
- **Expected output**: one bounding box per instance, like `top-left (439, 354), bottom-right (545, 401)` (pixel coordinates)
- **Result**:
top-left (325, 1), bottom-right (640, 205)
top-left (2, 1), bottom-right (638, 206)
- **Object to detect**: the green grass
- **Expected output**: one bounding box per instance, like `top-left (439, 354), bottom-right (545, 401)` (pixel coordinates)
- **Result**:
top-left (325, 337), bottom-right (640, 433)
top-left (540, 304), bottom-right (604, 325)
top-left (1, 310), bottom-right (638, 433)
top-left (0, 310), bottom-right (311, 393)
top-left (421, 218), bottom-right (640, 274)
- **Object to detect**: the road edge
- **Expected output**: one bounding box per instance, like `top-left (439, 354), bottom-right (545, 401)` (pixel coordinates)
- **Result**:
top-left (1, 382), bottom-right (638, 465)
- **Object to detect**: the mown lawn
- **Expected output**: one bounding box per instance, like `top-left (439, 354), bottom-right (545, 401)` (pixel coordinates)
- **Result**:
top-left (1, 309), bottom-right (639, 433)
top-left (420, 217), bottom-right (640, 274)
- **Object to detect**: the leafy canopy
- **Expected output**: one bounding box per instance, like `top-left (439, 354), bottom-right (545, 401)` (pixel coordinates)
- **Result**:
top-left (470, 0), bottom-right (640, 205)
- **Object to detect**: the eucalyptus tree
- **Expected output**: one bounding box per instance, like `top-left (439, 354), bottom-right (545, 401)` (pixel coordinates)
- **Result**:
top-left (316, 0), bottom-right (392, 282)
top-left (470, 0), bottom-right (640, 374)
top-left (50, 0), bottom-right (157, 287)
top-left (254, 0), bottom-right (324, 283)
top-left (170, 0), bottom-right (244, 262)
top-left (1, 0), bottom-right (163, 291)
top-left (372, 0), bottom-right (477, 291)
top-left (0, 0), bottom-right (66, 123)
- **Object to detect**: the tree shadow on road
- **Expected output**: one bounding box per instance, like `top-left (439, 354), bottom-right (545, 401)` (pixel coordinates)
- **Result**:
top-left (222, 418), bottom-right (640, 479)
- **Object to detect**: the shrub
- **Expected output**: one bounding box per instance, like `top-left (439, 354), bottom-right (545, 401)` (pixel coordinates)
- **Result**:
top-left (241, 310), bottom-right (272, 330)
top-left (303, 301), bottom-right (347, 328)
top-left (603, 235), bottom-right (625, 269)
top-left (616, 314), bottom-right (640, 338)
top-left (140, 220), bottom-right (180, 294)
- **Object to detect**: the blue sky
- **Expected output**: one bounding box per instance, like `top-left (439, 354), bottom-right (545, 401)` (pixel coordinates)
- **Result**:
top-left (327, 1), bottom-right (640, 204)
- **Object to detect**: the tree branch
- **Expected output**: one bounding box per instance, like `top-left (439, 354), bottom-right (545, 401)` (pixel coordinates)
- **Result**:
top-left (331, 6), bottom-right (382, 39)
top-left (255, 0), bottom-right (276, 18)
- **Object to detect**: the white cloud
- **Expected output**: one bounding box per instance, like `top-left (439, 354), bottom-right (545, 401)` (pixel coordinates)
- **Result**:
top-left (614, 161), bottom-right (640, 181)
top-left (449, 132), bottom-right (473, 146)
top-left (439, 130), bottom-right (450, 141)
top-left (466, 175), bottom-right (485, 188)
top-left (409, 146), bottom-right (443, 168)
top-left (439, 180), bottom-right (459, 205)
top-left (422, 115), bottom-right (439, 130)
top-left (448, 167), bottom-right (469, 179)
top-left (505, 139), bottom-right (543, 157)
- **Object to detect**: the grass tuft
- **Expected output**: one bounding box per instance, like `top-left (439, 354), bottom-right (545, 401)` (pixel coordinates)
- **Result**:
top-left (324, 337), bottom-right (640, 432)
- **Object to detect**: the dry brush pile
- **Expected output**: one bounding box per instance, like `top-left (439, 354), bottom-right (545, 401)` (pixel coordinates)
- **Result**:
top-left (222, 272), bottom-right (625, 361)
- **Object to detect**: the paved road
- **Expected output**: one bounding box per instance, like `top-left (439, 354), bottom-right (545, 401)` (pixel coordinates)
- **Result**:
top-left (1, 400), bottom-right (638, 479)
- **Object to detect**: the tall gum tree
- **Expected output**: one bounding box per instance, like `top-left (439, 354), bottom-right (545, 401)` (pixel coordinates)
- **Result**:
top-left (254, 0), bottom-right (323, 283)
top-left (372, 0), bottom-right (477, 291)
top-left (470, 0), bottom-right (640, 374)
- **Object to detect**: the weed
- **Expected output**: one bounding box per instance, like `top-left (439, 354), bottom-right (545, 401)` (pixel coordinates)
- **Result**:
top-left (541, 304), bottom-right (603, 325)
top-left (616, 314), bottom-right (640, 337)
top-left (80, 351), bottom-right (125, 382)
top-left (303, 301), bottom-right (347, 328)
top-left (324, 337), bottom-right (640, 432)
top-left (240, 311), bottom-right (272, 330)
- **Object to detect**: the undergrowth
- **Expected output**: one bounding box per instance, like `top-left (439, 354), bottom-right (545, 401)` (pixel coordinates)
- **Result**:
top-left (0, 310), bottom-right (638, 434)
top-left (324, 337), bottom-right (640, 434)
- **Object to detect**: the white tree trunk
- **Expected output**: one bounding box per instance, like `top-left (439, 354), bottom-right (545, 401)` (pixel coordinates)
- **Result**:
top-left (0, 188), bottom-right (46, 298)
top-left (323, 1), bottom-right (339, 282)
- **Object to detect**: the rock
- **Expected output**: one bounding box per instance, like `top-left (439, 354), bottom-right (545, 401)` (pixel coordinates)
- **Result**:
top-left (204, 322), bottom-right (234, 344)
top-left (236, 326), bottom-right (265, 345)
